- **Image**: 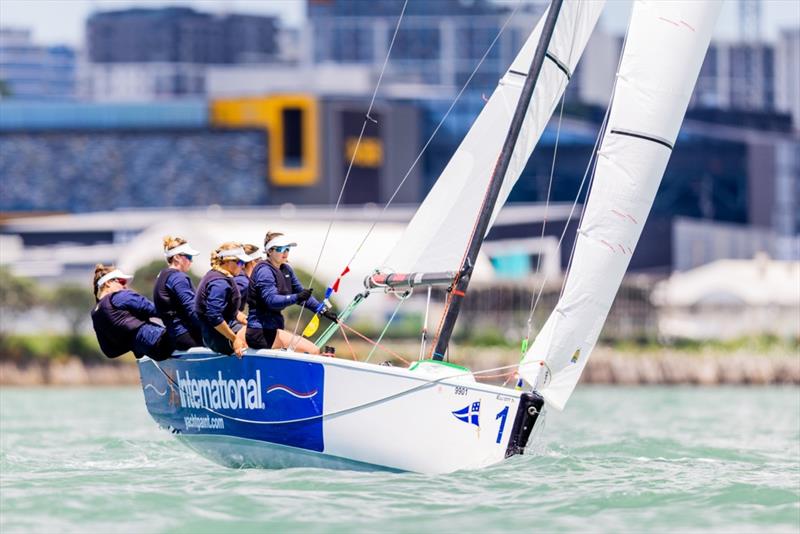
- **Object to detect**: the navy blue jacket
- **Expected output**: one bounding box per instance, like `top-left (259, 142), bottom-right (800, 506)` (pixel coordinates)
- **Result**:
top-left (153, 268), bottom-right (201, 340)
top-left (195, 270), bottom-right (241, 329)
top-left (247, 262), bottom-right (321, 330)
top-left (233, 273), bottom-right (250, 312)
top-left (91, 289), bottom-right (165, 358)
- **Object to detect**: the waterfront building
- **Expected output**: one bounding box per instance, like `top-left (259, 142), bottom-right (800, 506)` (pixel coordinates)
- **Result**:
top-left (1, 94), bottom-right (795, 269)
top-left (83, 7), bottom-right (280, 100)
top-left (0, 28), bottom-right (76, 100)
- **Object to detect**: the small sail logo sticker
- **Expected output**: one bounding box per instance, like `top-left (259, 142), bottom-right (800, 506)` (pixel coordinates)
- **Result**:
top-left (452, 401), bottom-right (481, 427)
top-left (570, 349), bottom-right (581, 364)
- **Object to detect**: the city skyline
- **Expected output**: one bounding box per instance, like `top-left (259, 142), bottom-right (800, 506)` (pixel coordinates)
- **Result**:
top-left (1, 0), bottom-right (799, 48)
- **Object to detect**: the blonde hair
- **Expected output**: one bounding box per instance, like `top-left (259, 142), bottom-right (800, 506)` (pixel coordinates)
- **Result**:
top-left (92, 264), bottom-right (116, 302)
top-left (163, 235), bottom-right (188, 265)
top-left (210, 241), bottom-right (242, 270)
top-left (263, 231), bottom-right (283, 250)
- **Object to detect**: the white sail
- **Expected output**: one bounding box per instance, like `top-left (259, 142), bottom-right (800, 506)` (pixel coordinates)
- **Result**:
top-left (520, 0), bottom-right (723, 411)
top-left (383, 1), bottom-right (604, 274)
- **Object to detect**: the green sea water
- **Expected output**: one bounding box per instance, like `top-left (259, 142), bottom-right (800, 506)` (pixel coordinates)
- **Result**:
top-left (1, 386), bottom-right (798, 533)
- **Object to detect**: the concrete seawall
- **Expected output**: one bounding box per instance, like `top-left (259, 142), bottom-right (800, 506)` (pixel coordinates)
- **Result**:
top-left (0, 359), bottom-right (140, 386)
top-left (580, 350), bottom-right (800, 385)
top-left (1, 347), bottom-right (797, 386)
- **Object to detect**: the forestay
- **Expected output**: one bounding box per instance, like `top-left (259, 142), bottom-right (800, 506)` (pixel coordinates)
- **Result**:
top-left (382, 1), bottom-right (604, 274)
top-left (520, 0), bottom-right (723, 411)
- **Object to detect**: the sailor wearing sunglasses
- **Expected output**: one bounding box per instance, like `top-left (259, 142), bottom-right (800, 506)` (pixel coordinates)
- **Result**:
top-left (153, 236), bottom-right (203, 350)
top-left (245, 232), bottom-right (337, 354)
top-left (91, 264), bottom-right (174, 361)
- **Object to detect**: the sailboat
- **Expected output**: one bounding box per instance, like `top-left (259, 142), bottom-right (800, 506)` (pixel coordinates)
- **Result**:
top-left (137, 0), bottom-right (721, 474)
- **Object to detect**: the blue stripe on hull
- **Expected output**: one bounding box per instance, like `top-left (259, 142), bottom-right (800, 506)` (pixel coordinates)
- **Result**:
top-left (139, 354), bottom-right (325, 453)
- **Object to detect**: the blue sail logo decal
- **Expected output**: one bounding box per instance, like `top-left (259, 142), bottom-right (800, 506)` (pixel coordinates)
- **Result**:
top-left (452, 401), bottom-right (480, 427)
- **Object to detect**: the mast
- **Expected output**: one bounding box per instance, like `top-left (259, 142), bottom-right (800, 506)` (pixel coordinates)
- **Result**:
top-left (431, 0), bottom-right (565, 361)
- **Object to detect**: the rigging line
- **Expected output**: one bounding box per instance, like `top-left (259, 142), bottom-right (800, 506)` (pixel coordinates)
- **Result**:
top-left (526, 105), bottom-right (609, 318)
top-left (340, 0), bottom-right (524, 270)
top-left (419, 286), bottom-right (432, 360)
top-left (337, 320), bottom-right (359, 361)
top-left (288, 0), bottom-right (408, 343)
top-left (339, 322), bottom-right (411, 365)
top-left (365, 295), bottom-right (405, 363)
top-left (524, 5), bottom-right (582, 338)
top-left (525, 90), bottom-right (566, 339)
top-left (147, 357), bottom-right (436, 426)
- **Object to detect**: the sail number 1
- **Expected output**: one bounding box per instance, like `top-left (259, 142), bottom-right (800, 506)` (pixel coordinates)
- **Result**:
top-left (495, 406), bottom-right (509, 444)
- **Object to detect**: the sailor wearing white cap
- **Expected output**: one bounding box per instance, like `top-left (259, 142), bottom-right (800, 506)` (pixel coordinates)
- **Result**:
top-left (90, 264), bottom-right (173, 360)
top-left (245, 231), bottom-right (337, 354)
top-left (233, 243), bottom-right (262, 315)
top-left (153, 236), bottom-right (203, 350)
top-left (194, 242), bottom-right (250, 357)
top-left (263, 234), bottom-right (298, 251)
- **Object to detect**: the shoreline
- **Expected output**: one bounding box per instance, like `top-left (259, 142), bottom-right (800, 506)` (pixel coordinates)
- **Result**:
top-left (1, 346), bottom-right (798, 386)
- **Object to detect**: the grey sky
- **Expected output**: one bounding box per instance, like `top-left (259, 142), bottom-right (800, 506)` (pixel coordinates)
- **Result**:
top-left (1, 0), bottom-right (798, 47)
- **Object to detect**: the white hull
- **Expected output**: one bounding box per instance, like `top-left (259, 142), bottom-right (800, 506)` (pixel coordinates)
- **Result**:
top-left (138, 350), bottom-right (543, 474)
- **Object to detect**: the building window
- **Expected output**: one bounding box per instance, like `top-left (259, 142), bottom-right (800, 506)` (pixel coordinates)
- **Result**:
top-left (281, 107), bottom-right (304, 168)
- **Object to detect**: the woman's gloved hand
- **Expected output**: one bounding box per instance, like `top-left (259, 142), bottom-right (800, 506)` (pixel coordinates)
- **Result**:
top-left (321, 309), bottom-right (339, 323)
top-left (296, 288), bottom-right (313, 302)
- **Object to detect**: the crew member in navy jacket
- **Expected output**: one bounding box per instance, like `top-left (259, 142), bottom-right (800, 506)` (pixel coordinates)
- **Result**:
top-left (153, 236), bottom-right (202, 350)
top-left (195, 243), bottom-right (251, 357)
top-left (233, 243), bottom-right (261, 314)
top-left (246, 232), bottom-right (337, 354)
top-left (90, 264), bottom-right (173, 361)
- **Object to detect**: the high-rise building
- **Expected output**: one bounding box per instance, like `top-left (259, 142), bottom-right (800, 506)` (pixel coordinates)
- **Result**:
top-left (87, 8), bottom-right (279, 64)
top-left (83, 7), bottom-right (280, 100)
top-left (306, 0), bottom-right (542, 89)
top-left (722, 42), bottom-right (775, 110)
top-left (575, 28), bottom-right (783, 116)
top-left (775, 28), bottom-right (800, 130)
top-left (695, 40), bottom-right (794, 115)
top-left (0, 28), bottom-right (76, 100)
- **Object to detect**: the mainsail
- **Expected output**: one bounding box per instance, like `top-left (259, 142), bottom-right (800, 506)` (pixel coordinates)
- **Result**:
top-left (382, 0), bottom-right (604, 275)
top-left (520, 0), bottom-right (723, 411)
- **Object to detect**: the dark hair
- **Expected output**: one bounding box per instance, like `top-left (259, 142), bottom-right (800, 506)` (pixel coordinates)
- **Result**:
top-left (263, 231), bottom-right (283, 250)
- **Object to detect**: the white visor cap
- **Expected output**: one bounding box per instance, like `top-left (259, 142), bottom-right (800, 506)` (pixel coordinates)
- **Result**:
top-left (217, 247), bottom-right (251, 262)
top-left (265, 236), bottom-right (298, 250)
top-left (96, 269), bottom-right (134, 288)
top-left (241, 249), bottom-right (261, 263)
top-left (165, 242), bottom-right (200, 259)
